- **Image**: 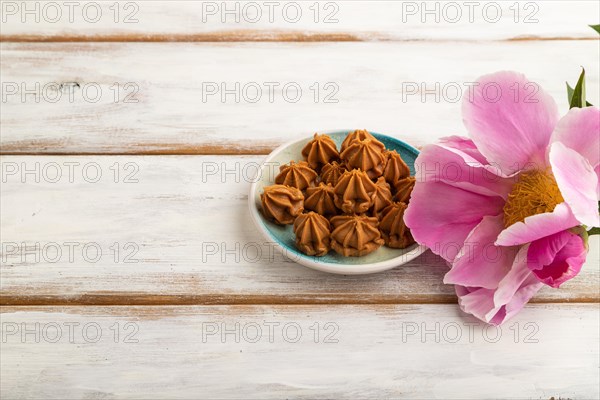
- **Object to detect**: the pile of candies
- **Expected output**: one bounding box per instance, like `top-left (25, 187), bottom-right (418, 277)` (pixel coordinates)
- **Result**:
top-left (261, 130), bottom-right (415, 257)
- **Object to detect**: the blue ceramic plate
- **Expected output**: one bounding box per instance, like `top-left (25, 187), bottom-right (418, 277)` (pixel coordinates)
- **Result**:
top-left (248, 131), bottom-right (427, 275)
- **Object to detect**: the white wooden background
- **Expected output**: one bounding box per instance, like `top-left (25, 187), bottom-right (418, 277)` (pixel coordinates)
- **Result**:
top-left (1, 1), bottom-right (599, 399)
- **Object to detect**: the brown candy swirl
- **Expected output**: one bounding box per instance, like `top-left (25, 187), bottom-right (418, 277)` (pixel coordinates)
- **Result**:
top-left (320, 161), bottom-right (347, 187)
top-left (333, 169), bottom-right (377, 214)
top-left (379, 202), bottom-right (415, 249)
top-left (371, 177), bottom-right (393, 218)
top-left (260, 184), bottom-right (304, 225)
top-left (394, 177), bottom-right (416, 204)
top-left (275, 161), bottom-right (318, 191)
top-left (340, 138), bottom-right (386, 179)
top-left (383, 150), bottom-right (410, 187)
top-left (340, 129), bottom-right (382, 152)
top-left (301, 133), bottom-right (339, 170)
top-left (330, 214), bottom-right (384, 257)
top-left (293, 212), bottom-right (331, 256)
top-left (304, 183), bottom-right (337, 216)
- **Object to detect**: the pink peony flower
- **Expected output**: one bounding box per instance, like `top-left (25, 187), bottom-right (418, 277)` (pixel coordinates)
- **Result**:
top-left (404, 71), bottom-right (600, 325)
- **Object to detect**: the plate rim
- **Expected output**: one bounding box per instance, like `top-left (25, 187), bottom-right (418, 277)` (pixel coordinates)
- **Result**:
top-left (248, 130), bottom-right (428, 275)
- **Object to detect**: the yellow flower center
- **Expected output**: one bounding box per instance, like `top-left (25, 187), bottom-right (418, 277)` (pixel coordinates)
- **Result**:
top-left (503, 170), bottom-right (564, 228)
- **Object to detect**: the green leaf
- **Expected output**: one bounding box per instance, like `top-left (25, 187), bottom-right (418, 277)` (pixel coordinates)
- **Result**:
top-left (566, 82), bottom-right (574, 104)
top-left (568, 81), bottom-right (594, 107)
top-left (567, 82), bottom-right (593, 107)
top-left (569, 68), bottom-right (587, 109)
top-left (590, 24), bottom-right (600, 35)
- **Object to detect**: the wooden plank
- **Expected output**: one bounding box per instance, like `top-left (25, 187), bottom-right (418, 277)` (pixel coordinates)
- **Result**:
top-left (1, 304), bottom-right (598, 399)
top-left (1, 41), bottom-right (599, 155)
top-left (1, 0), bottom-right (598, 42)
top-left (1, 155), bottom-right (598, 305)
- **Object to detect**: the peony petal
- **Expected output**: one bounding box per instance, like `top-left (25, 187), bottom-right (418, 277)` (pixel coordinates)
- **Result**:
top-left (454, 245), bottom-right (543, 325)
top-left (404, 180), bottom-right (505, 262)
top-left (597, 165), bottom-right (600, 198)
top-left (455, 286), bottom-right (499, 323)
top-left (495, 203), bottom-right (579, 246)
top-left (437, 136), bottom-right (521, 179)
top-left (551, 106), bottom-right (600, 169)
top-left (527, 230), bottom-right (587, 288)
top-left (491, 246), bottom-right (544, 324)
top-left (425, 137), bottom-right (517, 198)
top-left (550, 142), bottom-right (600, 227)
top-left (444, 214), bottom-right (517, 289)
top-left (494, 274), bottom-right (543, 325)
top-left (438, 136), bottom-right (491, 165)
top-left (492, 245), bottom-right (533, 307)
top-left (462, 71), bottom-right (559, 175)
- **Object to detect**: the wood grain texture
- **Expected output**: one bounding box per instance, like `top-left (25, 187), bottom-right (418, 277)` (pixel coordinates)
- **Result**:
top-left (1, 156), bottom-right (598, 305)
top-left (1, 0), bottom-right (598, 42)
top-left (1, 41), bottom-right (599, 155)
top-left (1, 304), bottom-right (599, 399)
top-left (2, 3), bottom-right (598, 397)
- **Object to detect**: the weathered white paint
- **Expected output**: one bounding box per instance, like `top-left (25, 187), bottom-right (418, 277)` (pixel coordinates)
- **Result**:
top-left (1, 2), bottom-right (599, 398)
top-left (0, 0), bottom-right (598, 41)
top-left (1, 156), bottom-right (598, 302)
top-left (1, 304), bottom-right (598, 399)
top-left (1, 41), bottom-right (599, 153)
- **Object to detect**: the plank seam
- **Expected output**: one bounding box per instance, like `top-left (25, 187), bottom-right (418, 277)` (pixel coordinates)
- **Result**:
top-left (1, 34), bottom-right (598, 43)
top-left (1, 295), bottom-right (598, 306)
top-left (0, 150), bottom-right (275, 156)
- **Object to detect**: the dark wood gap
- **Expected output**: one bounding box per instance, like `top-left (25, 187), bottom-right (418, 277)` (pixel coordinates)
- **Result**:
top-left (1, 33), bottom-right (597, 43)
top-left (0, 143), bottom-right (279, 156)
top-left (1, 294), bottom-right (598, 307)
top-left (0, 294), bottom-right (458, 306)
top-left (2, 32), bottom-right (366, 42)
top-left (0, 149), bottom-right (275, 156)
